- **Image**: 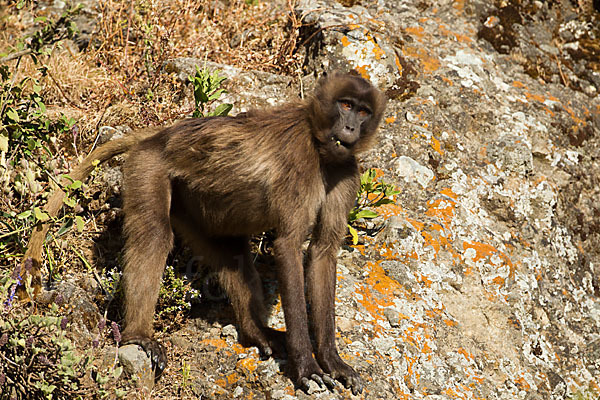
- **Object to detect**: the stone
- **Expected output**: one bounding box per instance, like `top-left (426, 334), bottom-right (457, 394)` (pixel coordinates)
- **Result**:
top-left (118, 344), bottom-right (154, 391)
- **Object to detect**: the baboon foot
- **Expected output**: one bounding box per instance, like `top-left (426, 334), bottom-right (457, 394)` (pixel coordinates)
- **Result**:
top-left (318, 352), bottom-right (363, 395)
top-left (263, 327), bottom-right (287, 358)
top-left (291, 356), bottom-right (336, 393)
top-left (239, 326), bottom-right (286, 359)
top-left (122, 336), bottom-right (167, 379)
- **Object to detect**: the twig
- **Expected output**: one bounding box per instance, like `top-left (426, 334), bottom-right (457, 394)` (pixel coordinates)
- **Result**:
top-left (0, 49), bottom-right (32, 63)
top-left (553, 53), bottom-right (569, 88)
top-left (46, 68), bottom-right (83, 109)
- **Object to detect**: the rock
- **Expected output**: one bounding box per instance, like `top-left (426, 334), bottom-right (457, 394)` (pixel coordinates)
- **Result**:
top-left (394, 156), bottom-right (435, 189)
top-left (221, 324), bottom-right (238, 341)
top-left (383, 307), bottom-right (400, 327)
top-left (117, 344), bottom-right (154, 391)
top-left (487, 135), bottom-right (533, 176)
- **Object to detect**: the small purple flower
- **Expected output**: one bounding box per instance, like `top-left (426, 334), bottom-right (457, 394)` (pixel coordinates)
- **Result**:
top-left (92, 338), bottom-right (99, 348)
top-left (0, 333), bottom-right (7, 346)
top-left (60, 317), bottom-right (68, 330)
top-left (0, 372), bottom-right (5, 386)
top-left (11, 264), bottom-right (21, 280)
top-left (25, 336), bottom-right (33, 348)
top-left (55, 293), bottom-right (64, 305)
top-left (38, 355), bottom-right (52, 365)
top-left (111, 321), bottom-right (121, 343)
top-left (98, 318), bottom-right (106, 332)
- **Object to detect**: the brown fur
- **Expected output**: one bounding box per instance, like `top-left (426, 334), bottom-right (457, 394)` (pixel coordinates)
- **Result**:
top-left (21, 71), bottom-right (386, 393)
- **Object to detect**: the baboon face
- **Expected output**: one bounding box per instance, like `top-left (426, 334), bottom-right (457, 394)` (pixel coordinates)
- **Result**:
top-left (327, 97), bottom-right (375, 159)
top-left (309, 72), bottom-right (387, 162)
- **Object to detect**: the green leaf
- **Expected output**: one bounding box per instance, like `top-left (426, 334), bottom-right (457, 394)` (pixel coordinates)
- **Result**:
top-left (17, 210), bottom-right (32, 219)
top-left (34, 207), bottom-right (50, 221)
top-left (75, 216), bottom-right (84, 232)
top-left (348, 224), bottom-right (358, 245)
top-left (355, 209), bottom-right (378, 219)
top-left (63, 195), bottom-right (76, 207)
top-left (0, 134), bottom-right (7, 152)
top-left (209, 103), bottom-right (233, 117)
top-left (69, 180), bottom-right (82, 190)
top-left (6, 108), bottom-right (19, 122)
top-left (57, 219), bottom-right (74, 236)
top-left (372, 198), bottom-right (396, 206)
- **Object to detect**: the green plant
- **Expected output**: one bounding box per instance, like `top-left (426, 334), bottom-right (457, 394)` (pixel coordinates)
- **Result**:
top-left (0, 298), bottom-right (89, 398)
top-left (0, 6), bottom-right (82, 255)
top-left (155, 265), bottom-right (199, 331)
top-left (180, 360), bottom-right (191, 389)
top-left (568, 387), bottom-right (600, 400)
top-left (347, 168), bottom-right (400, 244)
top-left (189, 66), bottom-right (233, 118)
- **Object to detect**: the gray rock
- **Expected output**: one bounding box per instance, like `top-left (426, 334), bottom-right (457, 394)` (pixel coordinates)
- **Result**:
top-left (118, 344), bottom-right (154, 391)
top-left (487, 135), bottom-right (533, 176)
top-left (221, 324), bottom-right (238, 341)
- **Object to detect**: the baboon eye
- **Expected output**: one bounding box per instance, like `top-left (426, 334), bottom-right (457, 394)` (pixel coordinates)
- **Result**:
top-left (358, 108), bottom-right (371, 117)
top-left (340, 101), bottom-right (353, 111)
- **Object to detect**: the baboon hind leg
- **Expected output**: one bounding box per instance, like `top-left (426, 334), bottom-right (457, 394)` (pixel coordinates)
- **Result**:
top-left (120, 151), bottom-right (174, 376)
top-left (172, 219), bottom-right (284, 357)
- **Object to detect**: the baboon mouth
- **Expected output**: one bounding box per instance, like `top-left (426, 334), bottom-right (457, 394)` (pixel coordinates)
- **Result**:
top-left (331, 136), bottom-right (352, 149)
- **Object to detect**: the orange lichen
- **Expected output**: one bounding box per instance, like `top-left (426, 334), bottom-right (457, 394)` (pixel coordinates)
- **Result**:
top-left (425, 198), bottom-right (456, 230)
top-left (440, 187), bottom-right (457, 200)
top-left (462, 241), bottom-right (515, 279)
top-left (430, 136), bottom-right (444, 155)
top-left (395, 54), bottom-right (403, 74)
top-left (512, 81), bottom-right (526, 88)
top-left (385, 116), bottom-right (397, 124)
top-left (402, 46), bottom-right (440, 73)
top-left (453, 0), bottom-right (465, 12)
top-left (371, 41), bottom-right (385, 60)
top-left (215, 378), bottom-right (227, 387)
top-left (525, 92), bottom-right (546, 103)
top-left (438, 24), bottom-right (472, 43)
top-left (405, 26), bottom-right (426, 41)
top-left (378, 201), bottom-right (404, 218)
top-left (355, 65), bottom-right (371, 80)
top-left (237, 357), bottom-right (258, 373)
top-left (341, 36), bottom-right (351, 47)
top-left (562, 103), bottom-right (586, 125)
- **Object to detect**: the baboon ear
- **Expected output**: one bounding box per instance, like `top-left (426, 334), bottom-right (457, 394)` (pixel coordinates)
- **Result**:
top-left (317, 70), bottom-right (345, 86)
top-left (347, 69), bottom-right (362, 77)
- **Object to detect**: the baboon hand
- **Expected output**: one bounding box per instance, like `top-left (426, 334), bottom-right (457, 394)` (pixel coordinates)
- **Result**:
top-left (319, 351), bottom-right (364, 395)
top-left (122, 336), bottom-right (167, 378)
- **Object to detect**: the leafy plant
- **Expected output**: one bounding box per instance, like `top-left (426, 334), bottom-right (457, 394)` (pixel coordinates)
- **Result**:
top-left (0, 292), bottom-right (89, 398)
top-left (156, 265), bottom-right (199, 331)
top-left (0, 5), bottom-right (83, 254)
top-left (347, 168), bottom-right (400, 244)
top-left (568, 387), bottom-right (600, 400)
top-left (189, 66), bottom-right (233, 118)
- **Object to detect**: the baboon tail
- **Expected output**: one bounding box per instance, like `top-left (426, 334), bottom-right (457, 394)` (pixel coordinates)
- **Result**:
top-left (19, 128), bottom-right (159, 296)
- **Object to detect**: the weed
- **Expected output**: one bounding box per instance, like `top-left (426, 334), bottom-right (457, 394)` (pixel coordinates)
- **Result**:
top-left (189, 66), bottom-right (233, 118)
top-left (348, 169), bottom-right (400, 244)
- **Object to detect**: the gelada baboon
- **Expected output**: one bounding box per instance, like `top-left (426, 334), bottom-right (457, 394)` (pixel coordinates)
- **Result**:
top-left (21, 71), bottom-right (386, 394)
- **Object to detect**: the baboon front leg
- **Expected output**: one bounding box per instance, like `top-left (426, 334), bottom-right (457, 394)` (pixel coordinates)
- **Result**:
top-left (120, 152), bottom-right (174, 377)
top-left (306, 201), bottom-right (363, 394)
top-left (274, 234), bottom-right (333, 389)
